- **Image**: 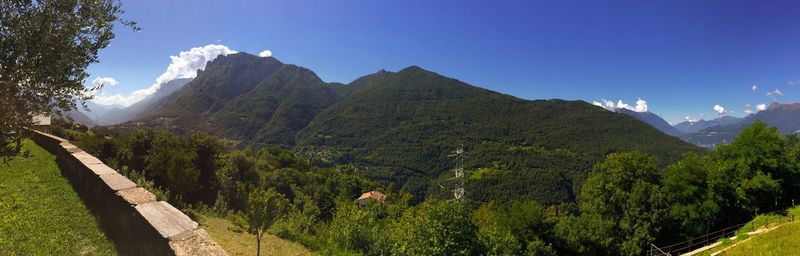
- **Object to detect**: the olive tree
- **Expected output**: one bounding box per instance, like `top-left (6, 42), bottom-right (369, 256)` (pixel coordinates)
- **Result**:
top-left (234, 188), bottom-right (289, 256)
top-left (0, 0), bottom-right (136, 160)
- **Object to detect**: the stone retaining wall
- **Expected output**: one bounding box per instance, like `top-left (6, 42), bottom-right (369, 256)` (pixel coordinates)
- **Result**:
top-left (28, 130), bottom-right (227, 256)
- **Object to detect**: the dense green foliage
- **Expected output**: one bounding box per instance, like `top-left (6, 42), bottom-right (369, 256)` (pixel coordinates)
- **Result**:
top-left (553, 121), bottom-right (800, 255)
top-left (572, 152), bottom-right (667, 255)
top-left (0, 140), bottom-right (115, 254)
top-left (72, 111), bottom-right (800, 255)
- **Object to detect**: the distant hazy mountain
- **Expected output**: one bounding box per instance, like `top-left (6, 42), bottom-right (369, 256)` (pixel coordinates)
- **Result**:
top-left (95, 78), bottom-right (193, 125)
top-left (58, 109), bottom-right (95, 127)
top-left (108, 53), bottom-right (699, 203)
top-left (79, 101), bottom-right (124, 123)
top-left (673, 115), bottom-right (744, 134)
top-left (681, 103), bottom-right (800, 147)
top-left (615, 109), bottom-right (683, 137)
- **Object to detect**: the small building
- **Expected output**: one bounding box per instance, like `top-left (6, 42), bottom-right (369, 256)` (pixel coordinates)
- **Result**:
top-left (32, 114), bottom-right (51, 133)
top-left (356, 191), bottom-right (386, 206)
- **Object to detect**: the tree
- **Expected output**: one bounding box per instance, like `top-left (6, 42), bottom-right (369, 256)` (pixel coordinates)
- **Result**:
top-left (235, 188), bottom-right (289, 256)
top-left (0, 0), bottom-right (136, 161)
top-left (325, 202), bottom-right (381, 254)
top-left (712, 121), bottom-right (787, 217)
top-left (661, 152), bottom-right (719, 242)
top-left (472, 202), bottom-right (523, 256)
top-left (385, 200), bottom-right (484, 256)
top-left (217, 151), bottom-right (260, 211)
top-left (578, 151), bottom-right (667, 255)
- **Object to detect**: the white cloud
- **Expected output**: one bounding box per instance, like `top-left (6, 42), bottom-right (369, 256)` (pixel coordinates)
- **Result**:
top-left (634, 98), bottom-right (648, 112)
top-left (684, 116), bottom-right (695, 122)
top-left (84, 77), bottom-right (118, 98)
top-left (258, 50), bottom-right (272, 57)
top-left (752, 84), bottom-right (758, 91)
top-left (616, 100), bottom-right (631, 110)
top-left (92, 77), bottom-right (118, 88)
top-left (93, 44), bottom-right (237, 106)
top-left (593, 98), bottom-right (648, 113)
top-left (766, 89), bottom-right (784, 97)
top-left (713, 104), bottom-right (725, 115)
top-left (756, 103), bottom-right (767, 111)
top-left (744, 109), bottom-right (753, 114)
top-left (789, 80), bottom-right (799, 85)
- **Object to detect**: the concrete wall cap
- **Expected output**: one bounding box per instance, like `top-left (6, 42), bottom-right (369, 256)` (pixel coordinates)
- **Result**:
top-left (169, 229), bottom-right (228, 256)
top-left (99, 173), bottom-right (137, 191)
top-left (87, 163), bottom-right (117, 176)
top-left (117, 188), bottom-right (157, 205)
top-left (60, 142), bottom-right (82, 154)
top-left (34, 130), bottom-right (67, 142)
top-left (135, 201), bottom-right (199, 240)
top-left (71, 151), bottom-right (103, 165)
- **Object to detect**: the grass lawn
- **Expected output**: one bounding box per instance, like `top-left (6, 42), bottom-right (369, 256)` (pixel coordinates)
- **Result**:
top-left (198, 214), bottom-right (313, 256)
top-left (0, 139), bottom-right (116, 255)
top-left (719, 221), bottom-right (800, 256)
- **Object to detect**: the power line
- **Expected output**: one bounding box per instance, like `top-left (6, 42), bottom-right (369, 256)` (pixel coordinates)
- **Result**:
top-left (447, 144), bottom-right (467, 201)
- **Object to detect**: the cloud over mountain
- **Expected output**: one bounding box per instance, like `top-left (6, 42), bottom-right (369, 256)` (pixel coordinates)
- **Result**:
top-left (713, 104), bottom-right (725, 115)
top-left (592, 98), bottom-right (648, 112)
top-left (93, 44), bottom-right (237, 106)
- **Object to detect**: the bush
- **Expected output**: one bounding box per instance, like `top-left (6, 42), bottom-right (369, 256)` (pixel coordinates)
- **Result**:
top-left (383, 200), bottom-right (484, 256)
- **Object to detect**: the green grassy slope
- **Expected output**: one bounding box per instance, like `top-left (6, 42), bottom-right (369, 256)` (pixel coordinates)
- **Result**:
top-left (199, 214), bottom-right (313, 256)
top-left (0, 139), bottom-right (116, 255)
top-left (720, 221), bottom-right (800, 255)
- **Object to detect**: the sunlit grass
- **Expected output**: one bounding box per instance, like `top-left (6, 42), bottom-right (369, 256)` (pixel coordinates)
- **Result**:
top-left (719, 221), bottom-right (800, 256)
top-left (198, 213), bottom-right (313, 256)
top-left (0, 139), bottom-right (116, 255)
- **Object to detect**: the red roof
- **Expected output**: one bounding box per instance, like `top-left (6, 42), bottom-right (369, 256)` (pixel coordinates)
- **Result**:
top-left (357, 191), bottom-right (386, 202)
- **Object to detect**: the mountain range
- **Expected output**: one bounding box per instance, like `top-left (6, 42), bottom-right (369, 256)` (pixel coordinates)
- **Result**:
top-left (673, 116), bottom-right (744, 134)
top-left (679, 103), bottom-right (800, 147)
top-left (604, 103), bottom-right (800, 148)
top-left (615, 108), bottom-right (683, 137)
top-left (89, 52), bottom-right (701, 202)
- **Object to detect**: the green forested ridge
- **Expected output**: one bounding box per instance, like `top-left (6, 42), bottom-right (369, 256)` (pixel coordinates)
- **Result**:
top-left (109, 55), bottom-right (700, 204)
top-left (296, 66), bottom-right (700, 202)
top-left (120, 53), bottom-right (343, 145)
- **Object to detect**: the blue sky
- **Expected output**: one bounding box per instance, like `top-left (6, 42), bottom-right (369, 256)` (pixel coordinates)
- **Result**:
top-left (86, 0), bottom-right (800, 124)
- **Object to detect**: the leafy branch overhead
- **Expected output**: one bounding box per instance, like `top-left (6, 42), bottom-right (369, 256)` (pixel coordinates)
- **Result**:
top-left (0, 0), bottom-right (136, 161)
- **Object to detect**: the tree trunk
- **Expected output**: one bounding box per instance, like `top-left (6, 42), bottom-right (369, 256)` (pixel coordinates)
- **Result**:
top-left (256, 232), bottom-right (262, 256)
